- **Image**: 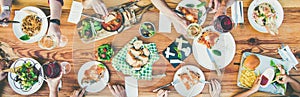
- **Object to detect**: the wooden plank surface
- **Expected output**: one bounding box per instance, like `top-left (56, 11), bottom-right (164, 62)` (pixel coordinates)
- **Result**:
top-left (1, 0), bottom-right (300, 97)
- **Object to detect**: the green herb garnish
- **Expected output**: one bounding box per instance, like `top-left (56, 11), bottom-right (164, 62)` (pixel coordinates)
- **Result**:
top-left (196, 2), bottom-right (206, 8)
top-left (212, 49), bottom-right (222, 56)
top-left (19, 34), bottom-right (30, 40)
top-left (185, 4), bottom-right (195, 8)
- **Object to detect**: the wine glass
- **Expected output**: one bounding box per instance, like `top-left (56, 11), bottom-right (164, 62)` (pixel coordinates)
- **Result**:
top-left (213, 15), bottom-right (234, 33)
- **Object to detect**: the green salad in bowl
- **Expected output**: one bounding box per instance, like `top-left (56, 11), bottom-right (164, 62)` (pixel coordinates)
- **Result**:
top-left (97, 44), bottom-right (114, 61)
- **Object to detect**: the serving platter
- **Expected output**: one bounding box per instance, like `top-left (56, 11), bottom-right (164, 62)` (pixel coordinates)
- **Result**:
top-left (237, 52), bottom-right (293, 95)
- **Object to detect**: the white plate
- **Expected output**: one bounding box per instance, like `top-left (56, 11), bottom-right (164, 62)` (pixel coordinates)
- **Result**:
top-left (192, 26), bottom-right (236, 70)
top-left (247, 0), bottom-right (284, 33)
top-left (77, 61), bottom-right (109, 93)
top-left (260, 68), bottom-right (275, 88)
top-left (13, 6), bottom-right (48, 43)
top-left (176, 0), bottom-right (207, 26)
top-left (173, 65), bottom-right (205, 97)
top-left (8, 58), bottom-right (44, 95)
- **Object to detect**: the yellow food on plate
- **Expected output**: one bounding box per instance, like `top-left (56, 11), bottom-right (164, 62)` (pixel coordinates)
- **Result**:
top-left (21, 15), bottom-right (42, 37)
top-left (197, 31), bottom-right (220, 48)
top-left (239, 70), bottom-right (257, 88)
top-left (243, 55), bottom-right (260, 71)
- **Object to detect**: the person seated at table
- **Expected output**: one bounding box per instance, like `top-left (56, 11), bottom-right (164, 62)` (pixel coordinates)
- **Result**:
top-left (0, 0), bottom-right (64, 44)
top-left (70, 83), bottom-right (169, 97)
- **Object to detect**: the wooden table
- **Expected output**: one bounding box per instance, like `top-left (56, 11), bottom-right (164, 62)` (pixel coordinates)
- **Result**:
top-left (1, 0), bottom-right (300, 97)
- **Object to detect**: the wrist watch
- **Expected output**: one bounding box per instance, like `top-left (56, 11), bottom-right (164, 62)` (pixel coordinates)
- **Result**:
top-left (1, 6), bottom-right (10, 12)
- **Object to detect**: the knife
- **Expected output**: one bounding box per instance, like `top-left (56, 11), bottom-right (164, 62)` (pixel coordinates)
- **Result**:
top-left (0, 20), bottom-right (20, 24)
top-left (152, 79), bottom-right (179, 92)
top-left (206, 48), bottom-right (221, 76)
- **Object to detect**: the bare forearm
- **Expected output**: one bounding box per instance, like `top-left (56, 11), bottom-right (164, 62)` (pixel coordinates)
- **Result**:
top-left (289, 78), bottom-right (300, 93)
top-left (49, 90), bottom-right (58, 97)
top-left (49, 0), bottom-right (62, 20)
top-left (150, 0), bottom-right (180, 21)
top-left (234, 89), bottom-right (256, 97)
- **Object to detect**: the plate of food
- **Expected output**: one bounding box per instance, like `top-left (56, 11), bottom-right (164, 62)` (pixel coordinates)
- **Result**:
top-left (237, 52), bottom-right (294, 95)
top-left (8, 58), bottom-right (44, 95)
top-left (77, 61), bottom-right (109, 93)
top-left (112, 37), bottom-right (159, 80)
top-left (192, 26), bottom-right (236, 70)
top-left (176, 0), bottom-right (207, 25)
top-left (248, 0), bottom-right (284, 33)
top-left (96, 44), bottom-right (114, 61)
top-left (13, 6), bottom-right (48, 43)
top-left (101, 11), bottom-right (124, 32)
top-left (173, 65), bottom-right (205, 97)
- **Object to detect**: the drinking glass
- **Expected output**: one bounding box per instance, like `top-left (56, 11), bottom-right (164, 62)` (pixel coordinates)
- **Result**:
top-left (38, 32), bottom-right (68, 50)
top-left (213, 15), bottom-right (234, 33)
top-left (43, 61), bottom-right (72, 78)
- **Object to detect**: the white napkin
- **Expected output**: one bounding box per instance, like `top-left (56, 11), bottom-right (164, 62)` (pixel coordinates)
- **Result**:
top-left (231, 1), bottom-right (244, 24)
top-left (278, 45), bottom-right (298, 70)
top-left (67, 1), bottom-right (83, 24)
top-left (125, 76), bottom-right (138, 97)
top-left (158, 12), bottom-right (172, 33)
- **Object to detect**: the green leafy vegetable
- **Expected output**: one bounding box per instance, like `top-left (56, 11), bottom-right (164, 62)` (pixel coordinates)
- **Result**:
top-left (174, 47), bottom-right (182, 59)
top-left (212, 49), bottom-right (222, 56)
top-left (98, 63), bottom-right (106, 68)
top-left (185, 4), bottom-right (195, 8)
top-left (19, 35), bottom-right (30, 40)
top-left (196, 2), bottom-right (206, 8)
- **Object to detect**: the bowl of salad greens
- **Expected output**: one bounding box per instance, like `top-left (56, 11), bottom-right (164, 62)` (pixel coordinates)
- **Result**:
top-left (97, 44), bottom-right (114, 61)
top-left (139, 22), bottom-right (156, 38)
top-left (8, 58), bottom-right (44, 95)
top-left (77, 17), bottom-right (103, 43)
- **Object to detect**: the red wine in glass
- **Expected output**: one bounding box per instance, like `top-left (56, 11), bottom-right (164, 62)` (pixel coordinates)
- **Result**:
top-left (214, 15), bottom-right (234, 33)
top-left (43, 62), bottom-right (61, 78)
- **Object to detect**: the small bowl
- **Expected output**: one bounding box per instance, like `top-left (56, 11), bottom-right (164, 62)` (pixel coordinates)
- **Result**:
top-left (186, 23), bottom-right (202, 39)
top-left (139, 22), bottom-right (156, 38)
top-left (260, 68), bottom-right (275, 88)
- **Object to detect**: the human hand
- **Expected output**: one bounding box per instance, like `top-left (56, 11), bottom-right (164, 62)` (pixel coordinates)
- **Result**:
top-left (46, 72), bottom-right (62, 92)
top-left (156, 89), bottom-right (169, 97)
top-left (108, 84), bottom-right (126, 97)
top-left (250, 76), bottom-right (261, 92)
top-left (70, 88), bottom-right (86, 97)
top-left (276, 74), bottom-right (291, 84)
top-left (0, 11), bottom-right (11, 27)
top-left (209, 79), bottom-right (221, 97)
top-left (208, 0), bottom-right (221, 13)
top-left (83, 0), bottom-right (108, 16)
top-left (48, 23), bottom-right (62, 44)
top-left (0, 62), bottom-right (8, 81)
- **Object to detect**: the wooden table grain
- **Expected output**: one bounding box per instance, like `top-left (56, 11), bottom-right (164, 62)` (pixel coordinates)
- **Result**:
top-left (1, 0), bottom-right (300, 97)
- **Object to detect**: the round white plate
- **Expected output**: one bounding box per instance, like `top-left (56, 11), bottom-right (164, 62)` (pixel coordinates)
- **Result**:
top-left (8, 58), bottom-right (44, 95)
top-left (247, 0), bottom-right (284, 33)
top-left (13, 6), bottom-right (48, 43)
top-left (193, 26), bottom-right (236, 70)
top-left (260, 68), bottom-right (275, 88)
top-left (77, 61), bottom-right (109, 93)
top-left (176, 0), bottom-right (207, 26)
top-left (173, 65), bottom-right (205, 97)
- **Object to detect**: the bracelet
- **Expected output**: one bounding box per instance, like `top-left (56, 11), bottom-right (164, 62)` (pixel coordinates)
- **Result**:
top-left (50, 19), bottom-right (61, 26)
top-left (1, 6), bottom-right (10, 12)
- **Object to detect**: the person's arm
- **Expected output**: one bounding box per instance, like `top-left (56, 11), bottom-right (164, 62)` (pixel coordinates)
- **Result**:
top-left (235, 76), bottom-right (261, 97)
top-left (0, 0), bottom-right (12, 26)
top-left (46, 72), bottom-right (62, 97)
top-left (150, 0), bottom-right (187, 34)
top-left (277, 74), bottom-right (300, 93)
top-left (48, 0), bottom-right (63, 42)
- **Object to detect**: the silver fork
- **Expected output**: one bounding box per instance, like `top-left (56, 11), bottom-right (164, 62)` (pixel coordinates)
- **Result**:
top-left (152, 79), bottom-right (180, 92)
